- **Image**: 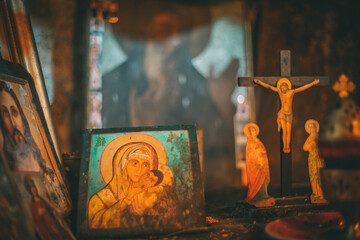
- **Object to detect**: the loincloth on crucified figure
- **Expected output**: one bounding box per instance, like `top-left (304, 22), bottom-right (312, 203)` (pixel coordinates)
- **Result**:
top-left (277, 110), bottom-right (293, 132)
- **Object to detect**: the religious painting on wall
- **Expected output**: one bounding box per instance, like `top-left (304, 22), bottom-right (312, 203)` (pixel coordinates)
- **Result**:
top-left (77, 125), bottom-right (204, 238)
top-left (98, 1), bottom-right (252, 172)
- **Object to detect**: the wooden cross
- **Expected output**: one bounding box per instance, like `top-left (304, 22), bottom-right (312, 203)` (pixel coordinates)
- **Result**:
top-left (238, 50), bottom-right (329, 197)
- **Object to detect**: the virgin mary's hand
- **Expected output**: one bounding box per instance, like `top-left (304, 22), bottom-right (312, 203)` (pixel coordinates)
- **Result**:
top-left (126, 187), bottom-right (144, 200)
top-left (131, 192), bottom-right (157, 215)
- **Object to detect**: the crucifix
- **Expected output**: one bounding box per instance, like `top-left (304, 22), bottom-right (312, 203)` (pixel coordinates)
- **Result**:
top-left (238, 50), bottom-right (329, 197)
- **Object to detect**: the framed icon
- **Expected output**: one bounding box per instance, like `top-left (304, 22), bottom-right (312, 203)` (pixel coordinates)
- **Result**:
top-left (77, 125), bottom-right (204, 238)
top-left (0, 71), bottom-right (72, 214)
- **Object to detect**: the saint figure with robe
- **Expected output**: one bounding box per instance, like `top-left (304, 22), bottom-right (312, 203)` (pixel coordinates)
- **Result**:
top-left (303, 119), bottom-right (326, 203)
top-left (244, 123), bottom-right (274, 207)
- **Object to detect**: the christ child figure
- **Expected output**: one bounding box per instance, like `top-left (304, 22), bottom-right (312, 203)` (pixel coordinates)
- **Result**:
top-left (130, 170), bottom-right (164, 215)
top-left (303, 119), bottom-right (326, 203)
top-left (244, 123), bottom-right (274, 207)
top-left (132, 170), bottom-right (164, 194)
top-left (254, 78), bottom-right (319, 153)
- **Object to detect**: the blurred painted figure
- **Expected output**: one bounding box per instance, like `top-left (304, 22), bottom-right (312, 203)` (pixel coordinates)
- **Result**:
top-left (24, 175), bottom-right (75, 240)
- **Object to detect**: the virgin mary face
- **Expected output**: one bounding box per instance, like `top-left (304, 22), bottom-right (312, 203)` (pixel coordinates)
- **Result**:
top-left (126, 157), bottom-right (151, 183)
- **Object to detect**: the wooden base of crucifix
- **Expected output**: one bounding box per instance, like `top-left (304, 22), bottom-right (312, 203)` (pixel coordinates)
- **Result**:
top-left (238, 50), bottom-right (329, 198)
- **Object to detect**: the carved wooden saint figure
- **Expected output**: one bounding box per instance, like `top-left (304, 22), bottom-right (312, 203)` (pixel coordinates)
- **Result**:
top-left (244, 123), bottom-right (275, 207)
top-left (303, 119), bottom-right (326, 203)
top-left (254, 78), bottom-right (319, 153)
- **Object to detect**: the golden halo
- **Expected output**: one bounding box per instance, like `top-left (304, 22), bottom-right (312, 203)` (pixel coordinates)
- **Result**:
top-left (277, 78), bottom-right (292, 90)
top-left (99, 133), bottom-right (167, 184)
top-left (305, 119), bottom-right (319, 134)
top-left (244, 123), bottom-right (259, 137)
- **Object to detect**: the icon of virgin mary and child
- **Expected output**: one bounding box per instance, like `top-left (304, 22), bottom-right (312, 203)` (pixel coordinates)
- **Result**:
top-left (88, 134), bottom-right (182, 229)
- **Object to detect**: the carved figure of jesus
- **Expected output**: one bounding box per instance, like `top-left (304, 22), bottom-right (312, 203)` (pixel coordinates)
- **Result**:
top-left (254, 78), bottom-right (319, 153)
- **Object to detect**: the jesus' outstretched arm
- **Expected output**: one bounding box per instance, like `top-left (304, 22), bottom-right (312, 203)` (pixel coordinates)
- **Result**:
top-left (254, 79), bottom-right (278, 92)
top-left (293, 79), bottom-right (319, 93)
